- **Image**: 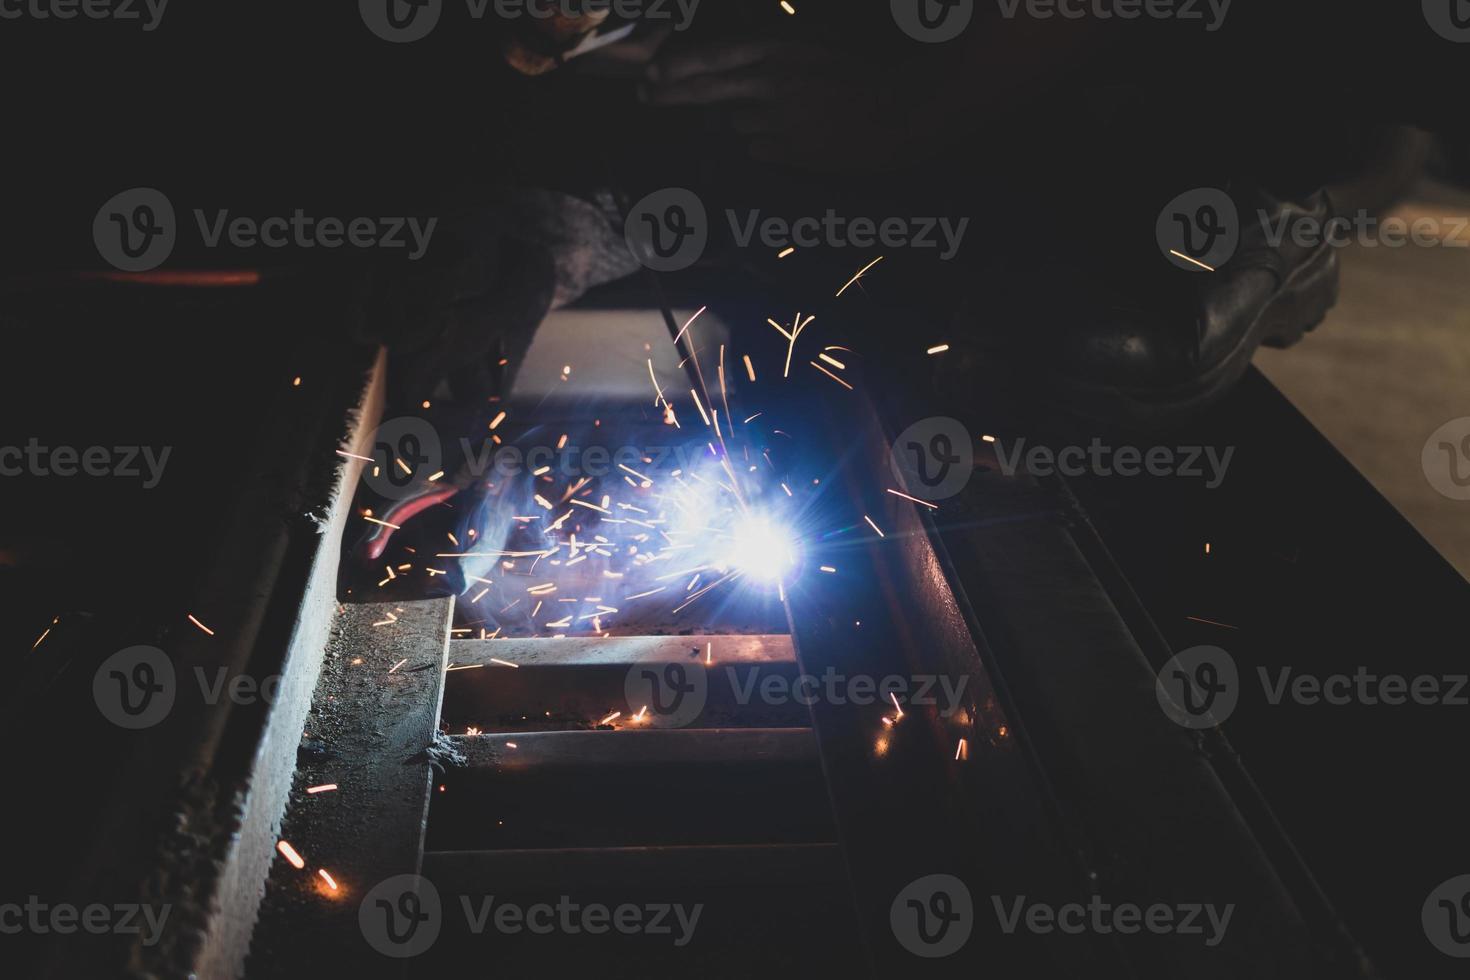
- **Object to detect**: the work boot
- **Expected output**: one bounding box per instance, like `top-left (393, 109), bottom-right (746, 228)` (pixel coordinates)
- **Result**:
top-left (973, 184), bottom-right (1340, 432)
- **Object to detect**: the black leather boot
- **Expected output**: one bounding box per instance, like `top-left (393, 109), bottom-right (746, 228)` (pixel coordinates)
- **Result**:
top-left (974, 185), bottom-right (1340, 432)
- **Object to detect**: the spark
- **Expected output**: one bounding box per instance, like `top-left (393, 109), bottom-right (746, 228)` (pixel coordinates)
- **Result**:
top-left (489, 658), bottom-right (520, 668)
top-left (863, 514), bottom-right (885, 537)
top-left (955, 739), bottom-right (968, 761)
top-left (489, 411), bottom-right (508, 430)
top-left (768, 313), bottom-right (816, 378)
top-left (690, 388), bottom-right (712, 426)
top-left (306, 783), bottom-right (338, 794)
top-left (818, 352), bottom-right (847, 370)
top-left (32, 619), bottom-right (56, 649)
top-left (395, 458), bottom-right (413, 475)
top-left (362, 515), bottom-right (401, 530)
top-left (890, 692), bottom-right (904, 717)
top-left (276, 840), bottom-right (305, 870)
top-left (570, 498), bottom-right (611, 514)
top-left (1169, 249), bottom-right (1216, 272)
top-left (445, 664), bottom-right (484, 672)
top-left (1185, 615), bottom-right (1238, 630)
top-left (187, 614), bottom-right (216, 636)
top-left (599, 711), bottom-right (621, 725)
top-left (743, 354), bottom-right (757, 382)
top-left (982, 434), bottom-right (996, 443)
top-left (820, 566), bottom-right (836, 573)
top-left (886, 488), bottom-right (939, 509)
top-left (318, 869), bottom-right (339, 891)
top-left (388, 658), bottom-right (408, 673)
top-left (836, 255), bottom-right (883, 297)
top-left (810, 360), bottom-right (853, 390)
top-left (625, 587), bottom-right (666, 600)
top-left (927, 344), bottom-right (950, 355)
top-left (778, 245), bottom-right (795, 257)
top-left (673, 306), bottom-right (706, 346)
top-left (335, 449), bottom-right (375, 463)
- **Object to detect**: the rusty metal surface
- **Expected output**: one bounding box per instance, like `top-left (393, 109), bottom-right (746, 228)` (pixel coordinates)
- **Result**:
top-left (32, 329), bottom-right (384, 980)
top-left (247, 597), bottom-right (453, 979)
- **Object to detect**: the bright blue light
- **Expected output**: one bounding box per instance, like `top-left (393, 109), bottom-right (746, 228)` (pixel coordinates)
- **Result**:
top-left (725, 516), bottom-right (798, 584)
